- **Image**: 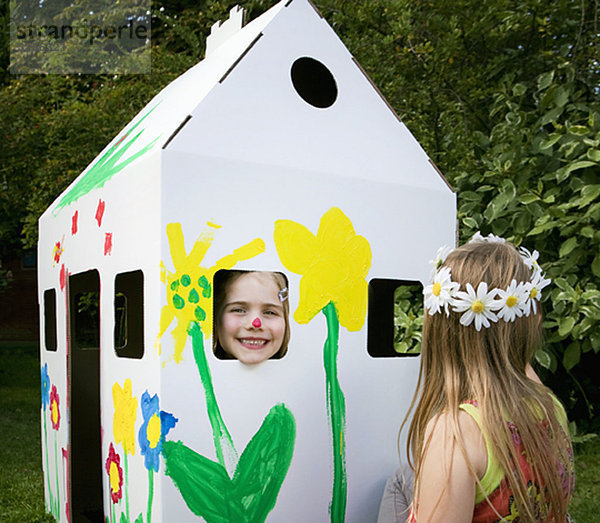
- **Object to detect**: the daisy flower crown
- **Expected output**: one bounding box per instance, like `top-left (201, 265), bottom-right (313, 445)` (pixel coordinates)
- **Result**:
top-left (424, 232), bottom-right (551, 331)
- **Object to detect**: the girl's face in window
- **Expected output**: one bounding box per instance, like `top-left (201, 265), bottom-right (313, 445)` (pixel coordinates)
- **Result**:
top-left (218, 272), bottom-right (286, 364)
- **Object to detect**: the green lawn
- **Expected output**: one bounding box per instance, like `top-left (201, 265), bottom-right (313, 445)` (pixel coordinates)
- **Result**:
top-left (1, 342), bottom-right (598, 522)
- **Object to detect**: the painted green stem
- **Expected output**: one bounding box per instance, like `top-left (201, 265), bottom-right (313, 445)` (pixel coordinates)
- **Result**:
top-left (124, 451), bottom-right (130, 522)
top-left (322, 302), bottom-right (347, 522)
top-left (147, 469), bottom-right (154, 523)
top-left (43, 416), bottom-right (51, 512)
top-left (54, 433), bottom-right (60, 518)
top-left (189, 321), bottom-right (238, 472)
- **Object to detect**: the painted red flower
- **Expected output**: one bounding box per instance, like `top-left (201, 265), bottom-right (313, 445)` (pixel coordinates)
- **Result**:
top-left (105, 442), bottom-right (124, 504)
top-left (49, 385), bottom-right (60, 430)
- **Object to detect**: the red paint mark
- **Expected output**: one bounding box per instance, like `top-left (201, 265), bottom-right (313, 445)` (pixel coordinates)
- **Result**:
top-left (71, 211), bottom-right (78, 235)
top-left (104, 232), bottom-right (113, 256)
top-left (95, 199), bottom-right (105, 227)
top-left (53, 241), bottom-right (62, 264)
top-left (114, 132), bottom-right (128, 146)
top-left (60, 264), bottom-right (66, 291)
top-left (252, 317), bottom-right (262, 328)
top-left (62, 447), bottom-right (70, 523)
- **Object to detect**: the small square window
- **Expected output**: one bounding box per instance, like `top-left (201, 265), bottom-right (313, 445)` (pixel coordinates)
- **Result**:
top-left (367, 279), bottom-right (423, 358)
top-left (114, 270), bottom-right (144, 359)
top-left (44, 288), bottom-right (57, 352)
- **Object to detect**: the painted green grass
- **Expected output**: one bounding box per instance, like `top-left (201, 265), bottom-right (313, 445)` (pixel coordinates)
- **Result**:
top-left (1, 341), bottom-right (598, 522)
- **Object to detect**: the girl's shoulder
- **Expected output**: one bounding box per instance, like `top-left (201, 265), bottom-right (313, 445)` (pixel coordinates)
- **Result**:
top-left (425, 408), bottom-right (488, 480)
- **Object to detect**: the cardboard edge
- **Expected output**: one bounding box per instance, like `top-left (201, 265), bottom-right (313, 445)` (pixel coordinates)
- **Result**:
top-left (219, 32), bottom-right (264, 84)
top-left (428, 158), bottom-right (455, 193)
top-left (351, 56), bottom-right (403, 126)
top-left (162, 115), bottom-right (193, 150)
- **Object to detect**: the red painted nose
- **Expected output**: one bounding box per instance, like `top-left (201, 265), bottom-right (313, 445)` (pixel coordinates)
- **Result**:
top-left (252, 317), bottom-right (262, 328)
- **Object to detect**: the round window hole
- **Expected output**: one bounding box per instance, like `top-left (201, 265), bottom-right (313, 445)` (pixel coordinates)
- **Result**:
top-left (291, 57), bottom-right (338, 109)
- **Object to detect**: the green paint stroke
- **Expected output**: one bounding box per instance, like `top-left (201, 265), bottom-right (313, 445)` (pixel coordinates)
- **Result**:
top-left (43, 417), bottom-right (51, 513)
top-left (163, 404), bottom-right (296, 523)
top-left (54, 433), bottom-right (61, 519)
top-left (323, 302), bottom-right (347, 522)
top-left (124, 452), bottom-right (130, 522)
top-left (53, 102), bottom-right (161, 215)
top-left (189, 321), bottom-right (238, 471)
top-left (147, 469), bottom-right (154, 523)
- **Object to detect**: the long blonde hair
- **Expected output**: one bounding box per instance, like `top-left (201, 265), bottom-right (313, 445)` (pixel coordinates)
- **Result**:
top-left (403, 240), bottom-right (573, 521)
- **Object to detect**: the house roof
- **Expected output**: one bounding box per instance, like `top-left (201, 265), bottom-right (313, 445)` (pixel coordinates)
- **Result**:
top-left (48, 0), bottom-right (452, 217)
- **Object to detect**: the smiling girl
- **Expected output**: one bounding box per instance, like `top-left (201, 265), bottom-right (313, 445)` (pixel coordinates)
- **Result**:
top-left (213, 271), bottom-right (290, 364)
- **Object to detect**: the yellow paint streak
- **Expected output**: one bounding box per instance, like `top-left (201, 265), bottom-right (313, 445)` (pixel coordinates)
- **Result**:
top-left (51, 400), bottom-right (59, 426)
top-left (273, 207), bottom-right (372, 331)
top-left (112, 379), bottom-right (137, 455)
top-left (158, 223), bottom-right (266, 363)
top-left (147, 414), bottom-right (161, 449)
top-left (109, 462), bottom-right (121, 493)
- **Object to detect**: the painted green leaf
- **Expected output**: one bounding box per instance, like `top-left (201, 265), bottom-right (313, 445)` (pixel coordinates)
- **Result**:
top-left (163, 404), bottom-right (296, 523)
top-left (232, 404), bottom-right (296, 523)
top-left (163, 440), bottom-right (246, 522)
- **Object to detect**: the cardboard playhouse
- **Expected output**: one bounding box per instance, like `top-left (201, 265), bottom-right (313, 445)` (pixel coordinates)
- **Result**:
top-left (37, 0), bottom-right (456, 521)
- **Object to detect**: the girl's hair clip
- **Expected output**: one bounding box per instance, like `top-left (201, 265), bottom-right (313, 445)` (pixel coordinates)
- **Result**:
top-left (278, 287), bottom-right (289, 302)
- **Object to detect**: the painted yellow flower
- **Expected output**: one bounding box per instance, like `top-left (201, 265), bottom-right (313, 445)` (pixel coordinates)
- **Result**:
top-left (158, 222), bottom-right (265, 362)
top-left (112, 379), bottom-right (138, 455)
top-left (274, 207), bottom-right (372, 331)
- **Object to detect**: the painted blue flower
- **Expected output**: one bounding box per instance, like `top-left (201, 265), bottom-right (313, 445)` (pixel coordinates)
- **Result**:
top-left (138, 391), bottom-right (178, 472)
top-left (41, 363), bottom-right (50, 411)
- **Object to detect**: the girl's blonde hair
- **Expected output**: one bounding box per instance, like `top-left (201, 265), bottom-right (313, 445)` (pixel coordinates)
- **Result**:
top-left (403, 240), bottom-right (573, 520)
top-left (213, 270), bottom-right (290, 359)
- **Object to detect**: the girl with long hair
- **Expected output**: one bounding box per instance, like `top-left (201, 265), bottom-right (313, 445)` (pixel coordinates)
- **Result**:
top-left (381, 234), bottom-right (574, 522)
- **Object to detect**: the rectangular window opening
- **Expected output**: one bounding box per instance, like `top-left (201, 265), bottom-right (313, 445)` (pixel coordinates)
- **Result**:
top-left (367, 278), bottom-right (423, 358)
top-left (114, 270), bottom-right (144, 359)
top-left (212, 269), bottom-right (290, 362)
top-left (70, 271), bottom-right (100, 351)
top-left (44, 288), bottom-right (57, 351)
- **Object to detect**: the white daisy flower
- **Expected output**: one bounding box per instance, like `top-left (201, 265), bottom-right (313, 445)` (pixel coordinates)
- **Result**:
top-left (469, 231), bottom-right (506, 244)
top-left (424, 266), bottom-right (460, 316)
top-left (519, 246), bottom-right (541, 273)
top-left (524, 271), bottom-right (552, 314)
top-left (451, 281), bottom-right (501, 331)
top-left (430, 245), bottom-right (453, 271)
top-left (496, 279), bottom-right (529, 322)
top-left (469, 231), bottom-right (485, 243)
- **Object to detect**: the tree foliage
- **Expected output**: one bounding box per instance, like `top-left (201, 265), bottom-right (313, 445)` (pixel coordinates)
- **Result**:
top-left (1, 0), bottom-right (598, 425)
